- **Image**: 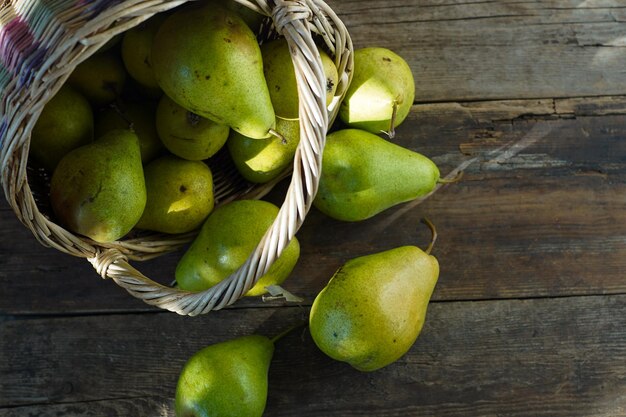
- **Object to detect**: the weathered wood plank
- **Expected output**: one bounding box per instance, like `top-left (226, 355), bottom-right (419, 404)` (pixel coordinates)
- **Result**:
top-left (328, 0), bottom-right (626, 101)
top-left (3, 97), bottom-right (626, 313)
top-left (0, 295), bottom-right (624, 416)
top-left (0, 204), bottom-right (169, 314)
top-left (0, 397), bottom-right (170, 417)
top-left (556, 95), bottom-right (626, 116)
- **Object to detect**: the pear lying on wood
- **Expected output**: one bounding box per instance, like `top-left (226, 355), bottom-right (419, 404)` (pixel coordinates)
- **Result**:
top-left (175, 334), bottom-right (274, 417)
top-left (309, 219), bottom-right (440, 372)
top-left (314, 128), bottom-right (440, 222)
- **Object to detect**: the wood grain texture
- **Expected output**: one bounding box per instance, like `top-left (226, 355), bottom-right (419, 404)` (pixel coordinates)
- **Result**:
top-left (0, 295), bottom-right (624, 416)
top-left (0, 397), bottom-right (170, 417)
top-left (3, 97), bottom-right (626, 314)
top-left (327, 0), bottom-right (626, 102)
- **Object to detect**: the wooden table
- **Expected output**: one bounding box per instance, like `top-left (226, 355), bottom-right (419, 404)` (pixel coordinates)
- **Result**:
top-left (1, 1), bottom-right (625, 416)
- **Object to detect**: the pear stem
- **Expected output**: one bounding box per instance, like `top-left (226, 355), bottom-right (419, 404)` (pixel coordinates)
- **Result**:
top-left (270, 320), bottom-right (308, 344)
top-left (421, 218), bottom-right (438, 255)
top-left (385, 100), bottom-right (398, 139)
top-left (268, 128), bottom-right (287, 145)
top-left (437, 170), bottom-right (464, 184)
top-left (109, 102), bottom-right (136, 132)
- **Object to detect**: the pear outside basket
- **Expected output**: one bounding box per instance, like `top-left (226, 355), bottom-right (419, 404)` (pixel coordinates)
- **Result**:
top-left (0, 0), bottom-right (353, 315)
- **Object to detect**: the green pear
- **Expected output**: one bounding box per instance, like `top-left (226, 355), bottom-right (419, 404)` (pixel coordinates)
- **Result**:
top-left (176, 199), bottom-right (299, 296)
top-left (50, 129), bottom-right (146, 243)
top-left (339, 47), bottom-right (415, 136)
top-left (136, 155), bottom-right (214, 234)
top-left (220, 0), bottom-right (265, 32)
top-left (309, 220), bottom-right (439, 372)
top-left (94, 101), bottom-right (163, 163)
top-left (314, 129), bottom-right (439, 222)
top-left (68, 49), bottom-right (127, 107)
top-left (155, 94), bottom-right (229, 161)
top-left (227, 117), bottom-right (299, 183)
top-left (175, 334), bottom-right (273, 417)
top-left (152, 3), bottom-right (275, 139)
top-left (30, 84), bottom-right (94, 171)
top-left (262, 38), bottom-right (338, 120)
top-left (121, 13), bottom-right (166, 92)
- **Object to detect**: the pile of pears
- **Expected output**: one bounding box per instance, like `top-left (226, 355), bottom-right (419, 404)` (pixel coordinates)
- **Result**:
top-left (28, 1), bottom-right (452, 415)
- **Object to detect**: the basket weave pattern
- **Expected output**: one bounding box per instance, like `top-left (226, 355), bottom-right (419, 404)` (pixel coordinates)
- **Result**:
top-left (0, 0), bottom-right (353, 315)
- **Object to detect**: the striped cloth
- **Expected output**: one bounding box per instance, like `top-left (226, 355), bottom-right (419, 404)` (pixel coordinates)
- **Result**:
top-left (0, 0), bottom-right (122, 93)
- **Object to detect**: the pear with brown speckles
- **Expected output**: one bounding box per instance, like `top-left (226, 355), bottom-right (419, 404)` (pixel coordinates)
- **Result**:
top-left (152, 3), bottom-right (275, 139)
top-left (155, 94), bottom-right (229, 161)
top-left (50, 129), bottom-right (146, 243)
top-left (136, 155), bottom-right (214, 234)
top-left (309, 221), bottom-right (440, 372)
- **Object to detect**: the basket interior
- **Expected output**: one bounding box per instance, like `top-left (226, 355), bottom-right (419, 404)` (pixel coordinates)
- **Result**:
top-left (18, 3), bottom-right (301, 262)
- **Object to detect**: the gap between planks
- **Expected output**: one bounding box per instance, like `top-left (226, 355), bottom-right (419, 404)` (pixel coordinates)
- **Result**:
top-left (2, 292), bottom-right (625, 321)
top-left (412, 94), bottom-right (626, 119)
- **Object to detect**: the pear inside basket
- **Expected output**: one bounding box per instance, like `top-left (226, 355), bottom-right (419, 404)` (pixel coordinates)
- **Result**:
top-left (5, 0), bottom-right (354, 315)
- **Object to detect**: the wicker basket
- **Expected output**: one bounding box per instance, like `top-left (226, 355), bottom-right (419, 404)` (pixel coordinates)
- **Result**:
top-left (0, 0), bottom-right (353, 315)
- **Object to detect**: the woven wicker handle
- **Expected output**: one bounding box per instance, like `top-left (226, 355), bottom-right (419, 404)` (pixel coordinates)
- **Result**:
top-left (0, 0), bottom-right (353, 316)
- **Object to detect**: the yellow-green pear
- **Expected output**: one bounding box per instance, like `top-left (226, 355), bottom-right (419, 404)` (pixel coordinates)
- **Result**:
top-left (121, 14), bottom-right (166, 92)
top-left (68, 49), bottom-right (127, 107)
top-left (50, 129), bottom-right (146, 243)
top-left (94, 101), bottom-right (163, 163)
top-left (155, 94), bottom-right (229, 161)
top-left (309, 220), bottom-right (440, 372)
top-left (339, 47), bottom-right (415, 136)
top-left (151, 3), bottom-right (275, 139)
top-left (136, 155), bottom-right (214, 234)
top-left (175, 334), bottom-right (273, 417)
top-left (227, 117), bottom-right (299, 183)
top-left (30, 84), bottom-right (94, 171)
top-left (314, 129), bottom-right (439, 222)
top-left (176, 199), bottom-right (300, 296)
top-left (262, 38), bottom-right (338, 120)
